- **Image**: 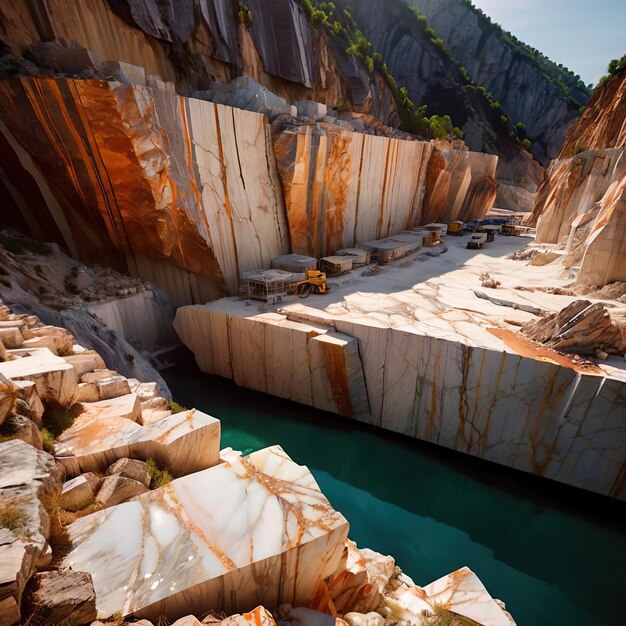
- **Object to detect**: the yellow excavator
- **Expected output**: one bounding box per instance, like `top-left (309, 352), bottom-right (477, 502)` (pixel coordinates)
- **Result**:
top-left (289, 269), bottom-right (329, 298)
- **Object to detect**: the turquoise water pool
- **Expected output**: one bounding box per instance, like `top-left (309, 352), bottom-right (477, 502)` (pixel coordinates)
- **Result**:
top-left (163, 361), bottom-right (626, 626)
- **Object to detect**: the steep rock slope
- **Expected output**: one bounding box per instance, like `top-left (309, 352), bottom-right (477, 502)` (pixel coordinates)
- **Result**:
top-left (532, 69), bottom-right (626, 287)
top-left (0, 77), bottom-right (290, 305)
top-left (0, 76), bottom-right (497, 306)
top-left (273, 125), bottom-right (497, 257)
top-left (335, 0), bottom-right (544, 211)
top-left (0, 0), bottom-right (399, 124)
top-left (410, 0), bottom-right (589, 164)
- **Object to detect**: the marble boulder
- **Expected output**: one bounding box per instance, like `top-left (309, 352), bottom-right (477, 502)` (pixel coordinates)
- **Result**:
top-left (63, 446), bottom-right (349, 621)
top-left (55, 402), bottom-right (221, 478)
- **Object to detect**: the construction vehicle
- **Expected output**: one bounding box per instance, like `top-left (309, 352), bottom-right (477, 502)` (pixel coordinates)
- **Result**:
top-left (447, 220), bottom-right (464, 236)
top-left (288, 269), bottom-right (329, 298)
top-left (467, 233), bottom-right (487, 249)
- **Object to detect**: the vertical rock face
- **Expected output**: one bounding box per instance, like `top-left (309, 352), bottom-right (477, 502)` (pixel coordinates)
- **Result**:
top-left (175, 302), bottom-right (626, 501)
top-left (0, 0), bottom-right (399, 124)
top-left (1, 76), bottom-right (498, 303)
top-left (273, 125), bottom-right (432, 258)
top-left (532, 71), bottom-right (626, 286)
top-left (273, 125), bottom-right (495, 258)
top-left (422, 143), bottom-right (498, 224)
top-left (0, 77), bottom-right (289, 304)
top-left (409, 0), bottom-right (589, 164)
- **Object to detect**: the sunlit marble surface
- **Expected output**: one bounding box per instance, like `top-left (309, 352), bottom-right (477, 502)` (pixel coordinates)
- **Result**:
top-left (56, 402), bottom-right (220, 477)
top-left (422, 567), bottom-right (512, 626)
top-left (63, 446), bottom-right (349, 621)
top-left (174, 236), bottom-right (626, 499)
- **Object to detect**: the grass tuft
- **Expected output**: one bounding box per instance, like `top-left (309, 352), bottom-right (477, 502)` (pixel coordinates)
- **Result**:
top-left (146, 458), bottom-right (173, 489)
top-left (0, 505), bottom-right (26, 532)
top-left (41, 428), bottom-right (55, 455)
top-left (170, 401), bottom-right (189, 414)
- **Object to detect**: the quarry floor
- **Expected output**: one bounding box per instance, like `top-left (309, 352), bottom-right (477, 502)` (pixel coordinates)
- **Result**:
top-left (216, 233), bottom-right (626, 382)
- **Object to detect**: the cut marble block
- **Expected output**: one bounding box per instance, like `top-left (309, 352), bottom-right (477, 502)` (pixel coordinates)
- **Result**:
top-left (55, 405), bottom-right (221, 478)
top-left (174, 304), bottom-right (369, 418)
top-left (63, 446), bottom-right (349, 621)
top-left (0, 372), bottom-right (18, 425)
top-left (0, 348), bottom-right (77, 407)
top-left (63, 351), bottom-right (106, 378)
top-left (422, 567), bottom-right (511, 626)
top-left (176, 299), bottom-right (626, 500)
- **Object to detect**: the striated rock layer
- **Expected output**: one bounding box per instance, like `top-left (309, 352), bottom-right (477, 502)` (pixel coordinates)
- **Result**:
top-left (532, 70), bottom-right (626, 286)
top-left (273, 126), bottom-right (496, 258)
top-left (1, 76), bottom-right (499, 304)
top-left (0, 0), bottom-right (400, 124)
top-left (0, 77), bottom-right (289, 305)
top-left (175, 301), bottom-right (626, 501)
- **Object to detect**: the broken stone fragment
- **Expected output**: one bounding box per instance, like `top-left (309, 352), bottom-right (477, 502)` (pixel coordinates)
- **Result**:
top-left (421, 566), bottom-right (513, 626)
top-left (96, 375), bottom-right (131, 401)
top-left (0, 595), bottom-right (20, 626)
top-left (106, 458), bottom-right (150, 488)
top-left (0, 327), bottom-right (23, 350)
top-left (75, 382), bottom-right (100, 403)
top-left (0, 372), bottom-right (18, 425)
top-left (63, 351), bottom-right (106, 378)
top-left (28, 570), bottom-right (97, 626)
top-left (21, 326), bottom-right (74, 356)
top-left (142, 396), bottom-right (170, 411)
top-left (0, 348), bottom-right (78, 407)
top-left (221, 607), bottom-right (276, 626)
top-left (60, 475), bottom-right (94, 512)
top-left (13, 380), bottom-right (44, 425)
top-left (80, 472), bottom-right (102, 496)
top-left (95, 474), bottom-right (149, 508)
top-left (80, 369), bottom-right (119, 384)
top-left (521, 299), bottom-right (625, 355)
top-left (0, 413), bottom-right (43, 449)
top-left (55, 403), bottom-right (219, 477)
top-left (343, 613), bottom-right (384, 626)
top-left (326, 541), bottom-right (395, 614)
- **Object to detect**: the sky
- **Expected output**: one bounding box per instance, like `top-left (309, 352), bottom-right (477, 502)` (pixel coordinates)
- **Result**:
top-left (470, 0), bottom-right (626, 86)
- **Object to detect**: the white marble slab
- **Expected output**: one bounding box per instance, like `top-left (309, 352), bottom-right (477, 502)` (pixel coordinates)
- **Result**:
top-left (55, 404), bottom-right (221, 478)
top-left (63, 445), bottom-right (349, 621)
top-left (422, 567), bottom-right (511, 626)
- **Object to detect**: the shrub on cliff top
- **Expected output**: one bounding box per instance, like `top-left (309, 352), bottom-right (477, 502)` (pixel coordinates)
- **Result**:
top-left (598, 52), bottom-right (626, 86)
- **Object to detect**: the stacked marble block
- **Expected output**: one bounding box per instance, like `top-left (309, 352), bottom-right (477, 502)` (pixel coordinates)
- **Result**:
top-left (0, 305), bottom-right (351, 623)
top-left (173, 303), bottom-right (370, 419)
top-left (64, 446), bottom-right (349, 621)
top-left (175, 301), bottom-right (626, 500)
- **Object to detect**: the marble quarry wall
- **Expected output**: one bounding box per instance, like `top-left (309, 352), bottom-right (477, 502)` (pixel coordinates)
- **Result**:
top-left (1, 76), bottom-right (498, 305)
top-left (273, 126), bottom-right (497, 258)
top-left (174, 303), bottom-right (626, 501)
top-left (0, 77), bottom-right (289, 306)
top-left (532, 70), bottom-right (626, 287)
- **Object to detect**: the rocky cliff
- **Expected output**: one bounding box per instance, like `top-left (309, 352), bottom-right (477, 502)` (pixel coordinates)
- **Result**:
top-left (0, 74), bottom-right (497, 306)
top-left (532, 69), bottom-right (626, 287)
top-left (410, 0), bottom-right (590, 165)
top-left (0, 0), bottom-right (400, 124)
top-left (334, 0), bottom-right (545, 211)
